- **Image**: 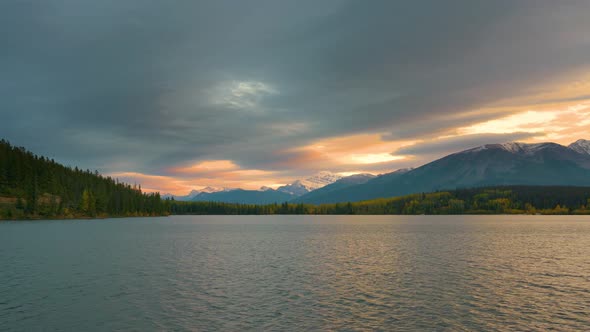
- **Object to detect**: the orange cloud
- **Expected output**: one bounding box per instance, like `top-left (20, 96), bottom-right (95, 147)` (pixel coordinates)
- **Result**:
top-left (107, 172), bottom-right (195, 194)
top-left (110, 162), bottom-right (292, 195)
top-left (458, 102), bottom-right (590, 144)
top-left (281, 134), bottom-right (416, 169)
top-left (168, 159), bottom-right (238, 175)
top-left (112, 71), bottom-right (590, 195)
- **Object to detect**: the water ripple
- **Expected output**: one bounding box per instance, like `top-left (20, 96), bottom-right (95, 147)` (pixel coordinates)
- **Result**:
top-left (1, 215), bottom-right (589, 331)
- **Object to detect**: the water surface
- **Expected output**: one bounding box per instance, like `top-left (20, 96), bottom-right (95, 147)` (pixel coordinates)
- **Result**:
top-left (1, 215), bottom-right (589, 331)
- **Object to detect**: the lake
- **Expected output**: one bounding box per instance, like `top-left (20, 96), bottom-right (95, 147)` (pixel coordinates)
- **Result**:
top-left (1, 215), bottom-right (589, 331)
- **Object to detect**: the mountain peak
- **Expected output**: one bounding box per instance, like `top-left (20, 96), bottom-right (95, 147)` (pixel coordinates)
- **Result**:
top-left (569, 139), bottom-right (590, 155)
top-left (460, 142), bottom-right (559, 155)
top-left (298, 171), bottom-right (343, 189)
top-left (344, 173), bottom-right (377, 180)
top-left (162, 186), bottom-right (234, 201)
top-left (276, 171), bottom-right (343, 196)
top-left (499, 142), bottom-right (557, 154)
top-left (299, 139), bottom-right (590, 204)
top-left (199, 186), bottom-right (222, 194)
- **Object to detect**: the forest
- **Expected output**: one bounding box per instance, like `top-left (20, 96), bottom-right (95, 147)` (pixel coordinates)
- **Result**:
top-left (2, 139), bottom-right (590, 219)
top-left (0, 140), bottom-right (169, 219)
top-left (170, 186), bottom-right (590, 215)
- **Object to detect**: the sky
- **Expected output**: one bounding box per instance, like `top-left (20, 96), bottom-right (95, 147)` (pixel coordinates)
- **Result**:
top-left (2, 0), bottom-right (590, 194)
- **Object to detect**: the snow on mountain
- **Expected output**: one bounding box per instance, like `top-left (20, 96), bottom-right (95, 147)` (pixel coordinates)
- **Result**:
top-left (340, 173), bottom-right (377, 182)
top-left (199, 186), bottom-right (234, 193)
top-left (166, 139), bottom-right (590, 204)
top-left (276, 180), bottom-right (312, 196)
top-left (300, 138), bottom-right (590, 204)
top-left (299, 171), bottom-right (343, 189)
top-left (569, 139), bottom-right (590, 155)
top-left (277, 171), bottom-right (343, 196)
top-left (170, 189), bottom-right (202, 198)
top-left (461, 140), bottom-right (590, 157)
top-left (501, 142), bottom-right (558, 154)
top-left (292, 173), bottom-right (377, 203)
top-left (461, 142), bottom-right (558, 155)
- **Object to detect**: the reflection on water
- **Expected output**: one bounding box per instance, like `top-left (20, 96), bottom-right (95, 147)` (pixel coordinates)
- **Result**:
top-left (1, 215), bottom-right (589, 330)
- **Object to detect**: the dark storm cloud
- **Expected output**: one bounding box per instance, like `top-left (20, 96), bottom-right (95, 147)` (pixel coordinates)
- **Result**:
top-left (1, 0), bottom-right (590, 176)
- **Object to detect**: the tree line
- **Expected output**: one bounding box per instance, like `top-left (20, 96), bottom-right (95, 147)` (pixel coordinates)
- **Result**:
top-left (0, 139), bottom-right (169, 219)
top-left (170, 186), bottom-right (590, 215)
top-left (3, 138), bottom-right (590, 219)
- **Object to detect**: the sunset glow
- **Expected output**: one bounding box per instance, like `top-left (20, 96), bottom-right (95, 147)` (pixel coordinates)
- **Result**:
top-left (2, 1), bottom-right (590, 195)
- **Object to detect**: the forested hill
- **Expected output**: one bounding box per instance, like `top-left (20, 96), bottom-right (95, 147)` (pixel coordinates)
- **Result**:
top-left (0, 140), bottom-right (169, 219)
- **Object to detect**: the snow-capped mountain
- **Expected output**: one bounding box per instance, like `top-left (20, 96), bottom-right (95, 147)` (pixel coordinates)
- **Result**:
top-left (297, 139), bottom-right (590, 203)
top-left (568, 139), bottom-right (590, 155)
top-left (459, 142), bottom-right (561, 155)
top-left (299, 171), bottom-right (344, 189)
top-left (188, 172), bottom-right (370, 204)
top-left (276, 181), bottom-right (313, 196)
top-left (168, 139), bottom-right (590, 204)
top-left (199, 186), bottom-right (234, 194)
top-left (277, 171), bottom-right (343, 196)
top-left (292, 173), bottom-right (376, 203)
top-left (460, 140), bottom-right (590, 157)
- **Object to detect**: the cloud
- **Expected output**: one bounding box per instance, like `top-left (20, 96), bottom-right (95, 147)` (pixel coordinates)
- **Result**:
top-left (459, 112), bottom-right (558, 135)
top-left (349, 153), bottom-right (406, 165)
top-left (168, 160), bottom-right (239, 175)
top-left (208, 80), bottom-right (277, 110)
top-left (110, 167), bottom-right (288, 195)
top-left (394, 133), bottom-right (538, 156)
top-left (2, 0), bottom-right (590, 191)
top-left (108, 172), bottom-right (195, 194)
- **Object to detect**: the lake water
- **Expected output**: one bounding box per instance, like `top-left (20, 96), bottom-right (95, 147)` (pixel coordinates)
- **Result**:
top-left (1, 215), bottom-right (589, 331)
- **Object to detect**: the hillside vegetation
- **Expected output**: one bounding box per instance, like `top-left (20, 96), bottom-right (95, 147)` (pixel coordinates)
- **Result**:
top-left (171, 186), bottom-right (590, 215)
top-left (0, 140), bottom-right (169, 219)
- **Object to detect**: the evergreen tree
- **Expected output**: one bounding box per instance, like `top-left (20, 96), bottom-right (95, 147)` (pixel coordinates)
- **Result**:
top-left (0, 140), bottom-right (170, 219)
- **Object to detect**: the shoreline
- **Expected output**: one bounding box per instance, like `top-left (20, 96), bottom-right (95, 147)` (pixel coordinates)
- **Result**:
top-left (3, 213), bottom-right (590, 221)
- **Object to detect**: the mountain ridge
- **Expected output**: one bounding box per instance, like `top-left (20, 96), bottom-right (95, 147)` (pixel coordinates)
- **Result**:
top-left (162, 186), bottom-right (235, 201)
top-left (296, 139), bottom-right (590, 204)
top-left (568, 139), bottom-right (590, 155)
top-left (166, 139), bottom-right (590, 205)
top-left (276, 171), bottom-right (343, 196)
top-left (292, 173), bottom-right (376, 203)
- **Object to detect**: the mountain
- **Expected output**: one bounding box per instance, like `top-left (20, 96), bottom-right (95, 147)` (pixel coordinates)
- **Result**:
top-left (162, 190), bottom-right (200, 201)
top-left (172, 186), bottom-right (590, 215)
top-left (568, 139), bottom-right (590, 155)
top-left (277, 171), bottom-right (343, 196)
top-left (183, 171), bottom-right (342, 204)
top-left (163, 186), bottom-right (234, 201)
top-left (191, 188), bottom-right (294, 204)
top-left (292, 173), bottom-right (376, 203)
top-left (297, 140), bottom-right (590, 204)
top-left (296, 168), bottom-right (411, 204)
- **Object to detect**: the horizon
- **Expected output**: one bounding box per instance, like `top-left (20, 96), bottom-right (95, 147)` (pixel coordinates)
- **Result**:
top-left (2, 1), bottom-right (590, 194)
top-left (161, 138), bottom-right (590, 196)
top-left (5, 137), bottom-right (589, 197)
